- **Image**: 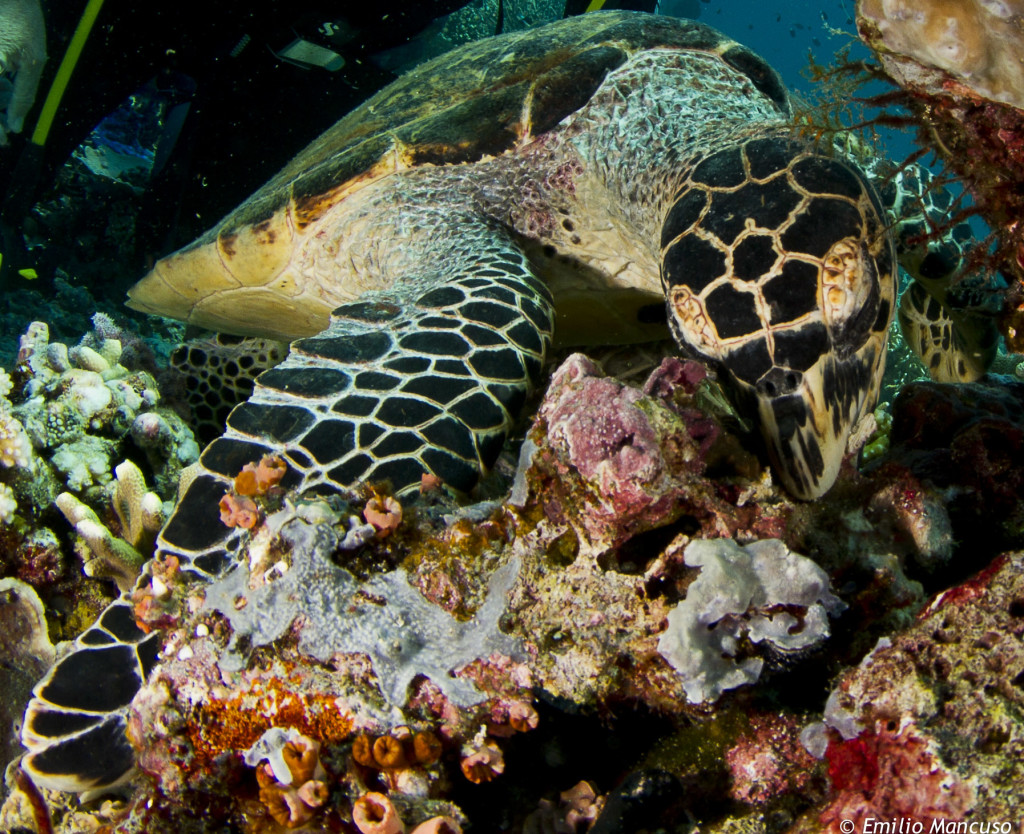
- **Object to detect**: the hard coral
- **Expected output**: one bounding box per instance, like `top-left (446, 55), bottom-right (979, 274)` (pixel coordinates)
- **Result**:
top-left (0, 482), bottom-right (16, 524)
top-left (365, 494), bottom-right (403, 537)
top-left (55, 459), bottom-right (166, 592)
top-left (246, 727), bottom-right (330, 829)
top-left (459, 740), bottom-right (505, 784)
top-left (352, 792), bottom-right (403, 834)
top-left (235, 453), bottom-right (287, 497)
top-left (352, 729), bottom-right (443, 771)
top-left (0, 410), bottom-right (32, 469)
top-left (220, 454), bottom-right (288, 529)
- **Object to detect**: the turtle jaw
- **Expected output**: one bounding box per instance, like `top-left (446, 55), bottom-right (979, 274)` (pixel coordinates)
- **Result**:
top-left (752, 349), bottom-right (884, 500)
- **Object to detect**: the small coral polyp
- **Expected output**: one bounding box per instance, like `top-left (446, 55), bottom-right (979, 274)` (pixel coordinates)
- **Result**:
top-left (245, 727), bottom-right (330, 829)
top-left (218, 453), bottom-right (288, 529)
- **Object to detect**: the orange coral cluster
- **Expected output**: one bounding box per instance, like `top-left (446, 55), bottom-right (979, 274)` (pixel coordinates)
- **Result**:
top-left (218, 454), bottom-right (287, 530)
top-left (256, 736), bottom-right (330, 829)
top-left (459, 740), bottom-right (505, 784)
top-left (235, 454), bottom-right (288, 496)
top-left (487, 699), bottom-right (539, 738)
top-left (352, 728), bottom-right (443, 771)
top-left (185, 674), bottom-right (356, 770)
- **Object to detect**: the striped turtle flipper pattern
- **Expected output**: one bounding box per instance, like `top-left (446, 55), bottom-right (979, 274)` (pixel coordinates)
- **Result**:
top-left (21, 228), bottom-right (553, 790)
top-left (884, 165), bottom-right (999, 383)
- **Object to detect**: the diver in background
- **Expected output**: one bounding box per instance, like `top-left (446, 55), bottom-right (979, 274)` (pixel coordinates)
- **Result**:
top-left (0, 0), bottom-right (476, 286)
top-left (0, 0), bottom-right (689, 290)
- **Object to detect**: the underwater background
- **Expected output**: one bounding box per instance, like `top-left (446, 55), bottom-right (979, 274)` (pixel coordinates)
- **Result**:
top-left (3, 0), bottom-right (1024, 831)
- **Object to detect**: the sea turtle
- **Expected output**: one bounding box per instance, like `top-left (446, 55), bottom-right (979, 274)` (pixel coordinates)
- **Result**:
top-left (883, 165), bottom-right (1000, 383)
top-left (22, 11), bottom-right (901, 791)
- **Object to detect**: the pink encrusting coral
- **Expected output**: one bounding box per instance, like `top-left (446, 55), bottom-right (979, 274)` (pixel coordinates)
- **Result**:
top-left (724, 713), bottom-right (818, 805)
top-left (217, 454), bottom-right (289, 529)
top-left (364, 494), bottom-right (403, 537)
top-left (524, 354), bottom-right (757, 554)
top-left (218, 492), bottom-right (260, 529)
top-left (352, 791), bottom-right (403, 834)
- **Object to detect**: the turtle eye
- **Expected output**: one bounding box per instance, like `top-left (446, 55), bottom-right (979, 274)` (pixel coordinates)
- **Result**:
top-left (820, 238), bottom-right (874, 330)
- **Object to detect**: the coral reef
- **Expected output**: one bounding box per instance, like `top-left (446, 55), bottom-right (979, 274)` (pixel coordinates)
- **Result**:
top-left (1, 319), bottom-right (197, 516)
top-left (55, 460), bottom-right (167, 591)
top-left (798, 552), bottom-right (1024, 828)
top-left (201, 517), bottom-right (524, 705)
top-left (3, 339), bottom-right (1024, 832)
top-left (857, 1), bottom-right (1024, 351)
top-left (245, 727), bottom-right (330, 829)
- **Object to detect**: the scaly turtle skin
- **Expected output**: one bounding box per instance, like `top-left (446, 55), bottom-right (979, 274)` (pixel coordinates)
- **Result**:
top-left (23, 11), bottom-right (897, 791)
top-left (883, 166), bottom-right (999, 383)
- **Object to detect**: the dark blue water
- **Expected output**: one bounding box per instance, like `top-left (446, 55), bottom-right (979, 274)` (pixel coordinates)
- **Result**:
top-left (675, 0), bottom-right (918, 164)
top-left (686, 0), bottom-right (862, 94)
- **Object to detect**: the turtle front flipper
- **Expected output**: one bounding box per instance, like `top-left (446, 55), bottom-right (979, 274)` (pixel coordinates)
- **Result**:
top-left (20, 601), bottom-right (160, 791)
top-left (884, 164), bottom-right (999, 383)
top-left (20, 227), bottom-right (553, 792)
top-left (660, 137), bottom-right (896, 499)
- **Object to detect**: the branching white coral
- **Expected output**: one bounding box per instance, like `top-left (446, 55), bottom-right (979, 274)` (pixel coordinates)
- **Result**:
top-left (0, 482), bottom-right (16, 524)
top-left (0, 409), bottom-right (32, 469)
top-left (55, 460), bottom-right (167, 591)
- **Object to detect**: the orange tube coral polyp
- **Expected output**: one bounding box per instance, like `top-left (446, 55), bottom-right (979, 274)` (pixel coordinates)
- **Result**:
top-left (372, 735), bottom-right (408, 769)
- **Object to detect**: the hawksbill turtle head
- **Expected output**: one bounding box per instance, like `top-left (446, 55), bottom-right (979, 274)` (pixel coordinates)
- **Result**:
top-left (661, 136), bottom-right (897, 499)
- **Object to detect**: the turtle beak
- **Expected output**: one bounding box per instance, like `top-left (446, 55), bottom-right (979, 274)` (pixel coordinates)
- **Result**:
top-left (752, 350), bottom-right (884, 500)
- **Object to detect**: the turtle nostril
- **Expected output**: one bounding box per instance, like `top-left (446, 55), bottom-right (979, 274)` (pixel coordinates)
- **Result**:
top-left (763, 380), bottom-right (777, 397)
top-left (786, 373), bottom-right (798, 389)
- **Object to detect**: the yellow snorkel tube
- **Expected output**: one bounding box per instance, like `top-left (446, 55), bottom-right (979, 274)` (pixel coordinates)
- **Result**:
top-left (31, 0), bottom-right (107, 148)
top-left (1, 0), bottom-right (106, 282)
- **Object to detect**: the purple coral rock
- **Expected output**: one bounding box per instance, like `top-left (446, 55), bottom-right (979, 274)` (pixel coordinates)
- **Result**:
top-left (641, 355), bottom-right (707, 399)
top-left (530, 353), bottom-right (719, 552)
top-left (540, 354), bottom-right (662, 493)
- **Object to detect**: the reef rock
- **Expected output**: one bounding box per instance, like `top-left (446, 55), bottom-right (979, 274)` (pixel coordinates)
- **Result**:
top-left (802, 552), bottom-right (1024, 829)
top-left (886, 375), bottom-right (1024, 547)
top-left (857, 0), bottom-right (1024, 349)
top-left (858, 0), bottom-right (1024, 110)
